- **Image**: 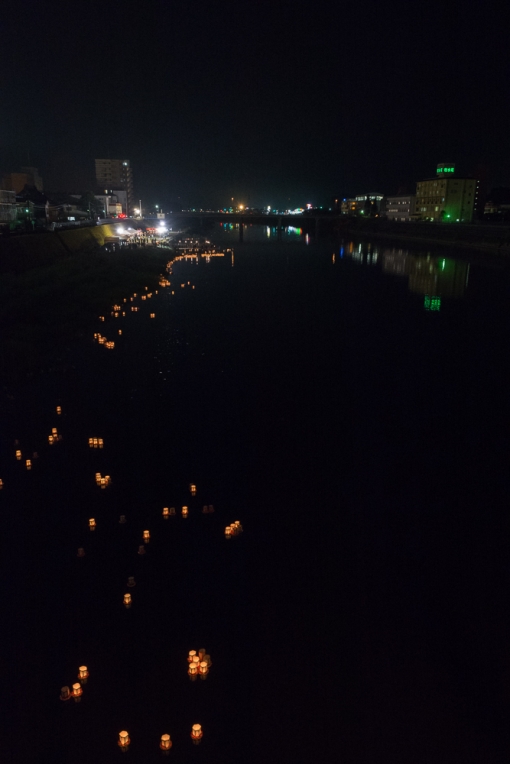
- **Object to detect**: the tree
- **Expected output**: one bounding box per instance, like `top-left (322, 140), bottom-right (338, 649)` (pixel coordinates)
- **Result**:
top-left (79, 192), bottom-right (103, 218)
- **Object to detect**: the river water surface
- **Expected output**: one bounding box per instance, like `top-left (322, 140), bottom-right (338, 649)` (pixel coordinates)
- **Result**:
top-left (3, 224), bottom-right (510, 763)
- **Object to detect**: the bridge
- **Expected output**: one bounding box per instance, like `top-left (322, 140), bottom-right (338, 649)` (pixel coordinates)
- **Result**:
top-left (162, 210), bottom-right (340, 239)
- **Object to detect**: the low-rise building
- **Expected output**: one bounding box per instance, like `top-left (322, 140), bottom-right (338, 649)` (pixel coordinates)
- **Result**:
top-left (385, 195), bottom-right (416, 221)
top-left (416, 164), bottom-right (478, 222)
top-left (2, 166), bottom-right (43, 193)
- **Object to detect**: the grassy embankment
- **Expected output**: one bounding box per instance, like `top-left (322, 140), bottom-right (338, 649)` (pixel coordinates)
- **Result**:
top-left (0, 245), bottom-right (171, 387)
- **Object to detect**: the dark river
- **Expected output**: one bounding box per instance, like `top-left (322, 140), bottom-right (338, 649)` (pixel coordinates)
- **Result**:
top-left (3, 224), bottom-right (510, 763)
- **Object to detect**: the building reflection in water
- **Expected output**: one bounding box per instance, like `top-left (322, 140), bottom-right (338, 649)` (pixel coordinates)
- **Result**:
top-left (345, 242), bottom-right (470, 305)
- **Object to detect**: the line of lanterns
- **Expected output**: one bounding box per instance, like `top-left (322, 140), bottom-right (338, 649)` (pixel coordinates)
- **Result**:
top-left (225, 520), bottom-right (243, 538)
top-left (88, 437), bottom-right (104, 448)
top-left (60, 666), bottom-right (89, 703)
top-left (117, 726), bottom-right (202, 752)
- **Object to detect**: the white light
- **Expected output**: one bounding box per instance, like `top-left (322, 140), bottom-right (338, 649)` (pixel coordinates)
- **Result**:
top-left (116, 226), bottom-right (125, 234)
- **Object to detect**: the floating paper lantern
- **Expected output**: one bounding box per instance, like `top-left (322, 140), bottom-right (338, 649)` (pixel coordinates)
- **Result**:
top-left (72, 682), bottom-right (82, 701)
top-left (78, 666), bottom-right (89, 682)
top-left (188, 662), bottom-right (198, 678)
top-left (0, 478), bottom-right (3, 489)
top-left (77, 548), bottom-right (85, 557)
top-left (204, 654), bottom-right (212, 667)
top-left (98, 438), bottom-right (104, 448)
top-left (119, 515), bottom-right (126, 524)
top-left (138, 545), bottom-right (146, 555)
top-left (191, 724), bottom-right (203, 743)
top-left (189, 484), bottom-right (197, 496)
top-left (118, 329), bottom-right (122, 335)
top-left (182, 506), bottom-right (188, 518)
top-left (225, 527), bottom-right (232, 538)
top-left (118, 731), bottom-right (130, 749)
top-left (127, 576), bottom-right (136, 587)
top-left (25, 459), bottom-right (31, 470)
top-left (56, 406), bottom-right (62, 415)
top-left (198, 649), bottom-right (206, 661)
top-left (160, 734), bottom-right (172, 750)
top-left (143, 530), bottom-right (150, 542)
top-left (199, 661), bottom-right (209, 677)
top-left (123, 593), bottom-right (132, 608)
top-left (100, 478), bottom-right (106, 489)
top-left (162, 507), bottom-right (169, 519)
top-left (48, 435), bottom-right (54, 445)
top-left (60, 686), bottom-right (71, 701)
top-left (150, 313), bottom-right (155, 318)
top-left (202, 505), bottom-right (208, 513)
top-left (89, 518), bottom-right (96, 530)
top-left (188, 650), bottom-right (197, 663)
top-left (15, 450), bottom-right (21, 460)
top-left (208, 504), bottom-right (214, 513)
top-left (169, 507), bottom-right (176, 516)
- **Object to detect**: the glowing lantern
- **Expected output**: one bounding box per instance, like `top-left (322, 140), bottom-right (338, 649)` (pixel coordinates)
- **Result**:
top-left (143, 530), bottom-right (150, 542)
top-left (150, 313), bottom-right (155, 318)
top-left (123, 593), bottom-right (132, 608)
top-left (225, 527), bottom-right (232, 538)
top-left (160, 734), bottom-right (172, 750)
top-left (88, 438), bottom-right (93, 447)
top-left (0, 478), bottom-right (3, 489)
top-left (99, 316), bottom-right (105, 322)
top-left (127, 576), bottom-right (136, 587)
top-left (15, 450), bottom-right (21, 460)
top-left (100, 478), bottom-right (106, 489)
top-left (48, 435), bottom-right (54, 445)
top-left (72, 682), bottom-right (82, 701)
top-left (119, 515), bottom-right (126, 524)
top-left (25, 459), bottom-right (32, 470)
top-left (188, 650), bottom-right (196, 663)
top-left (122, 311), bottom-right (126, 316)
top-left (188, 662), bottom-right (198, 679)
top-left (56, 406), bottom-right (62, 415)
top-left (89, 518), bottom-right (96, 531)
top-left (191, 656), bottom-right (199, 666)
top-left (98, 438), bottom-right (104, 448)
top-left (141, 295), bottom-right (146, 301)
top-left (162, 507), bottom-right (169, 519)
top-left (189, 484), bottom-right (197, 496)
top-left (77, 548), bottom-right (85, 557)
top-left (138, 545), bottom-right (146, 555)
top-left (199, 661), bottom-right (209, 677)
top-left (118, 731), bottom-right (130, 749)
top-left (78, 666), bottom-right (89, 683)
top-left (182, 506), bottom-right (188, 518)
top-left (119, 329), bottom-right (122, 335)
top-left (191, 724), bottom-right (203, 744)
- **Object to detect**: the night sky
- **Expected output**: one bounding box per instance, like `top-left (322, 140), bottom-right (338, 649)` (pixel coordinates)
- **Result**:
top-left (1, 1), bottom-right (508, 208)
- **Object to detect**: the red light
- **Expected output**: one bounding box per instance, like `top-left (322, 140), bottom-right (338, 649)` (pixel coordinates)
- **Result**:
top-left (118, 213), bottom-right (127, 218)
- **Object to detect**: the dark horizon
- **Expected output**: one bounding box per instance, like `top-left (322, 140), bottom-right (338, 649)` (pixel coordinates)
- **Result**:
top-left (1, 2), bottom-right (509, 208)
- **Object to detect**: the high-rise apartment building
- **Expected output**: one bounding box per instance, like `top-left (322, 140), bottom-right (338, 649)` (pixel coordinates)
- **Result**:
top-left (95, 159), bottom-right (133, 214)
top-left (416, 164), bottom-right (478, 222)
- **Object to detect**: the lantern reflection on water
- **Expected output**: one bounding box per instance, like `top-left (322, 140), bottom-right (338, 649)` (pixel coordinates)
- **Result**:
top-left (89, 518), bottom-right (96, 531)
top-left (191, 724), bottom-right (203, 744)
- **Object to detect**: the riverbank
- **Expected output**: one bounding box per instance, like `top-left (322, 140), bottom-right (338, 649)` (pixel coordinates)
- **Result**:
top-left (0, 247), bottom-right (171, 388)
top-left (340, 218), bottom-right (510, 255)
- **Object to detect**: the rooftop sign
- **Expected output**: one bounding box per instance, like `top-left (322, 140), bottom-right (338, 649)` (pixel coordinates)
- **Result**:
top-left (437, 163), bottom-right (455, 175)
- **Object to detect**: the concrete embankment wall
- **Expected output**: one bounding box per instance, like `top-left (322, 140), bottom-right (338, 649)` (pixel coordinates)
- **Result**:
top-left (341, 220), bottom-right (510, 255)
top-left (0, 224), bottom-right (116, 270)
top-left (0, 224), bottom-right (118, 262)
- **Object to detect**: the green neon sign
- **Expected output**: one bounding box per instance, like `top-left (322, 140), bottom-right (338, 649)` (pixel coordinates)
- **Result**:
top-left (437, 164), bottom-right (455, 175)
